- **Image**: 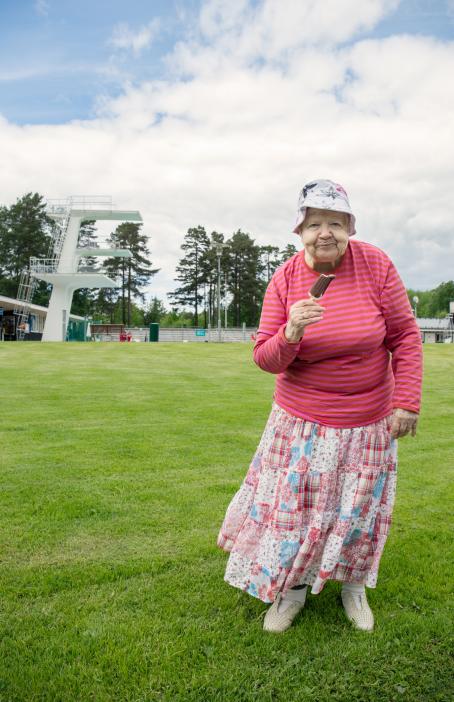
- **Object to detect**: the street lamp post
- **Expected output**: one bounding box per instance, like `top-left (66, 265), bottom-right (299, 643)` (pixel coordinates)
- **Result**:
top-left (212, 240), bottom-right (228, 343)
top-left (216, 249), bottom-right (221, 342)
top-left (224, 271), bottom-right (228, 329)
top-left (412, 295), bottom-right (419, 318)
top-left (206, 281), bottom-right (212, 341)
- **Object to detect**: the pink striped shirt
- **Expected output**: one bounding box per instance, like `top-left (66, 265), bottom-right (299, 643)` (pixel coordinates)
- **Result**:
top-left (253, 240), bottom-right (422, 428)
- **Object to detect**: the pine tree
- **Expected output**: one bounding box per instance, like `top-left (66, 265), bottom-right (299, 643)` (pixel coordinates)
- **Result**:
top-left (71, 220), bottom-right (98, 317)
top-left (144, 297), bottom-right (167, 324)
top-left (168, 226), bottom-right (211, 326)
top-left (259, 245), bottom-right (281, 282)
top-left (225, 230), bottom-right (263, 326)
top-left (103, 222), bottom-right (159, 325)
top-left (92, 288), bottom-right (119, 323)
top-left (0, 192), bottom-right (54, 304)
top-left (279, 243), bottom-right (298, 263)
top-left (199, 231), bottom-right (226, 328)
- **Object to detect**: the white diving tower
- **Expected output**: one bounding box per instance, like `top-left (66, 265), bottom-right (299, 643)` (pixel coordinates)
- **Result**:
top-left (30, 196), bottom-right (142, 342)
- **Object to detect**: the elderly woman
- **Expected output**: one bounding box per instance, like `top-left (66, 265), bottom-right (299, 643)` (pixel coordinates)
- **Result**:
top-left (217, 179), bottom-right (422, 633)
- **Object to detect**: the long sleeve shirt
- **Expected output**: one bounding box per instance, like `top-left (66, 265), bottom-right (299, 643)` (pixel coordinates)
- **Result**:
top-left (253, 240), bottom-right (423, 428)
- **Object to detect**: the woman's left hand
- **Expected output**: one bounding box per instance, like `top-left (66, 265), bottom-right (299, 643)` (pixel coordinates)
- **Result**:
top-left (390, 408), bottom-right (419, 439)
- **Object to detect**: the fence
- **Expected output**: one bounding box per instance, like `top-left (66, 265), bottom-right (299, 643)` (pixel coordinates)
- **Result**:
top-left (91, 326), bottom-right (257, 343)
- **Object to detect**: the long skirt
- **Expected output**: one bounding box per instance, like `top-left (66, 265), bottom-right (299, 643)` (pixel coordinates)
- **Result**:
top-left (217, 403), bottom-right (397, 604)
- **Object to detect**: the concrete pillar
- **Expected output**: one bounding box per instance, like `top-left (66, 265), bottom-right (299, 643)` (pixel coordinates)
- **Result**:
top-left (42, 284), bottom-right (75, 341)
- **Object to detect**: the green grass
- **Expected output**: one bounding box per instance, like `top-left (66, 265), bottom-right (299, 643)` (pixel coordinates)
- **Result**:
top-left (0, 342), bottom-right (453, 702)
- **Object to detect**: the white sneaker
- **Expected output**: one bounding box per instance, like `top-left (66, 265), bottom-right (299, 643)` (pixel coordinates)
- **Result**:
top-left (341, 589), bottom-right (374, 632)
top-left (263, 590), bottom-right (307, 633)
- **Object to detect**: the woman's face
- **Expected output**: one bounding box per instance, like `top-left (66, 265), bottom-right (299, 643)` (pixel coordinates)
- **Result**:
top-left (299, 207), bottom-right (350, 267)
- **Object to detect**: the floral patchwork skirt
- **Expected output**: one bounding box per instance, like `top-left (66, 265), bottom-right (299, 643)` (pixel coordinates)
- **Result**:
top-left (217, 403), bottom-right (397, 603)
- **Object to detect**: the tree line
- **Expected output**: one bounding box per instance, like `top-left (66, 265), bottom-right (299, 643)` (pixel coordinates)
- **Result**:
top-left (167, 226), bottom-right (298, 327)
top-left (406, 282), bottom-right (454, 319)
top-left (1, 192), bottom-right (453, 328)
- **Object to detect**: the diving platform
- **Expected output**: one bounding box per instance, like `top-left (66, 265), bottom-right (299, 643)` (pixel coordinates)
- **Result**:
top-left (30, 272), bottom-right (119, 288)
top-left (30, 197), bottom-right (143, 342)
top-left (66, 209), bottom-right (142, 223)
top-left (76, 248), bottom-right (132, 258)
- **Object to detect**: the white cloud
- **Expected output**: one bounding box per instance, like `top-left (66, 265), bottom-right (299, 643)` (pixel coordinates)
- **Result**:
top-left (168, 0), bottom-right (401, 77)
top-left (1, 0), bottom-right (454, 303)
top-left (109, 19), bottom-right (161, 56)
top-left (197, 0), bottom-right (401, 60)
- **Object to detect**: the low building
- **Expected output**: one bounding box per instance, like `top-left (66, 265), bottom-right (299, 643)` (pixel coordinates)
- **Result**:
top-left (416, 317), bottom-right (454, 343)
top-left (0, 295), bottom-right (87, 341)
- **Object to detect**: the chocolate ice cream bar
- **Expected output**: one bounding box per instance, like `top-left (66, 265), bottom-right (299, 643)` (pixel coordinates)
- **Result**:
top-left (309, 274), bottom-right (336, 299)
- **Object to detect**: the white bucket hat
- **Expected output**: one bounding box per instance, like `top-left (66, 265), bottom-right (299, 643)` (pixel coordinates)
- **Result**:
top-left (293, 179), bottom-right (356, 236)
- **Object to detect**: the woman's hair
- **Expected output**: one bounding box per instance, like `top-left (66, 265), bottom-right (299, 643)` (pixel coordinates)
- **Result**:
top-left (297, 208), bottom-right (350, 233)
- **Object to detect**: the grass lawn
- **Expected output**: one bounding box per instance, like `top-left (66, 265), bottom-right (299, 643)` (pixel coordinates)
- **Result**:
top-left (0, 341), bottom-right (453, 702)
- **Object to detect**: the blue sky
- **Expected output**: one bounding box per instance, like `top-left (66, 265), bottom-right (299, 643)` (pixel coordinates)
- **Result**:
top-left (1, 0), bottom-right (454, 297)
top-left (0, 0), bottom-right (200, 123)
top-left (1, 0), bottom-right (453, 125)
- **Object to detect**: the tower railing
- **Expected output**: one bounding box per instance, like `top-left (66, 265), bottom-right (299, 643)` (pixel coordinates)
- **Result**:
top-left (46, 196), bottom-right (113, 216)
top-left (29, 258), bottom-right (59, 274)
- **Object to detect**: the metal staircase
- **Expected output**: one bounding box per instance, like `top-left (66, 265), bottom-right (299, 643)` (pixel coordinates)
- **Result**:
top-left (14, 202), bottom-right (72, 339)
top-left (13, 271), bottom-right (39, 340)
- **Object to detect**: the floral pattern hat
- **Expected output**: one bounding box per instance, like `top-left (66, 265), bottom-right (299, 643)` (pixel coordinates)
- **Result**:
top-left (293, 179), bottom-right (356, 236)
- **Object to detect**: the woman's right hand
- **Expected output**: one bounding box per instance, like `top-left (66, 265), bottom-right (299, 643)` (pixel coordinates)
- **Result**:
top-left (284, 298), bottom-right (325, 342)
